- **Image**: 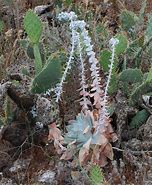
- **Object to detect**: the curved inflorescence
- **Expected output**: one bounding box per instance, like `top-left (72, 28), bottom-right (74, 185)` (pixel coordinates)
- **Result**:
top-left (56, 11), bottom-right (119, 134)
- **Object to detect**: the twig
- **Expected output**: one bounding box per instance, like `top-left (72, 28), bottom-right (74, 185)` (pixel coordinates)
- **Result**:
top-left (112, 147), bottom-right (152, 154)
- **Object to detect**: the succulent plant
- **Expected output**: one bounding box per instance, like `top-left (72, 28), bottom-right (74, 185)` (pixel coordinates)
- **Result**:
top-left (64, 112), bottom-right (93, 147)
top-left (31, 55), bottom-right (62, 94)
top-left (90, 165), bottom-right (104, 185)
top-left (130, 109), bottom-right (150, 129)
top-left (63, 111), bottom-right (114, 166)
top-left (100, 49), bottom-right (117, 72)
top-left (24, 10), bottom-right (42, 44)
top-left (146, 14), bottom-right (152, 38)
top-left (114, 34), bottom-right (128, 56)
top-left (24, 10), bottom-right (43, 74)
top-left (120, 10), bottom-right (139, 31)
top-left (130, 80), bottom-right (152, 105)
top-left (119, 68), bottom-right (143, 84)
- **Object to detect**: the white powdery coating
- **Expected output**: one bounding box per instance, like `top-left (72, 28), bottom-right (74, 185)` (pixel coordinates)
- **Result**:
top-left (77, 33), bottom-right (91, 112)
top-left (81, 29), bottom-right (102, 106)
top-left (98, 38), bottom-right (119, 132)
top-left (56, 11), bottom-right (103, 107)
top-left (55, 18), bottom-right (78, 102)
top-left (58, 11), bottom-right (77, 21)
top-left (70, 20), bottom-right (86, 31)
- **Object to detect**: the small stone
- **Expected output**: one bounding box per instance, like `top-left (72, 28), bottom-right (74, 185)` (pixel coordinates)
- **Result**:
top-left (71, 171), bottom-right (80, 181)
top-left (38, 170), bottom-right (55, 184)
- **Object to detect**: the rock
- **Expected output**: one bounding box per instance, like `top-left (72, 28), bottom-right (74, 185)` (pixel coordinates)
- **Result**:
top-left (0, 177), bottom-right (17, 185)
top-left (38, 170), bottom-right (56, 184)
top-left (137, 115), bottom-right (152, 140)
top-left (71, 170), bottom-right (80, 181)
top-left (9, 159), bottom-right (30, 173)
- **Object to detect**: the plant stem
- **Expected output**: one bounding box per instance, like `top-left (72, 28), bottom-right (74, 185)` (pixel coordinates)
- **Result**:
top-left (33, 44), bottom-right (43, 74)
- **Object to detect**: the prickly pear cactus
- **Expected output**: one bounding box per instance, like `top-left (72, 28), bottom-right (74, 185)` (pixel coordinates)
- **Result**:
top-left (31, 55), bottom-right (62, 94)
top-left (130, 80), bottom-right (152, 105)
top-left (120, 10), bottom-right (139, 31)
top-left (0, 20), bottom-right (4, 33)
top-left (119, 69), bottom-right (143, 83)
top-left (100, 49), bottom-right (117, 72)
top-left (24, 10), bottom-right (42, 44)
top-left (24, 10), bottom-right (43, 74)
top-left (146, 14), bottom-right (152, 38)
top-left (114, 34), bottom-right (128, 55)
top-left (90, 165), bottom-right (104, 185)
top-left (130, 109), bottom-right (150, 129)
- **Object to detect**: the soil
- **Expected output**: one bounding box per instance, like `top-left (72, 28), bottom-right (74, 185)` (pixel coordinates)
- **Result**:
top-left (0, 0), bottom-right (152, 185)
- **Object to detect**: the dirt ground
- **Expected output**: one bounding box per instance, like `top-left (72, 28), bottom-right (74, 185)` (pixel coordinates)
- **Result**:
top-left (0, 0), bottom-right (152, 184)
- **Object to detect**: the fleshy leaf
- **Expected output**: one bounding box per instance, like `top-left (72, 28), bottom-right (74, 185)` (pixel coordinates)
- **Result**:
top-left (114, 34), bottom-right (128, 55)
top-left (24, 10), bottom-right (42, 44)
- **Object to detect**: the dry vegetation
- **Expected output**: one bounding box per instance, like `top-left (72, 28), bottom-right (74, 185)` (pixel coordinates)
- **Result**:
top-left (0, 0), bottom-right (152, 185)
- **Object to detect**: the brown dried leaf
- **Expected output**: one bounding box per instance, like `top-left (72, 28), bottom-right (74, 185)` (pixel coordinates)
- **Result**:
top-left (54, 139), bottom-right (66, 154)
top-left (91, 143), bottom-right (113, 167)
top-left (91, 145), bottom-right (108, 167)
top-left (60, 145), bottom-right (76, 160)
top-left (48, 123), bottom-right (65, 154)
top-left (105, 124), bottom-right (118, 142)
top-left (92, 133), bottom-right (108, 145)
top-left (79, 137), bottom-right (92, 164)
top-left (48, 122), bottom-right (64, 142)
top-left (91, 145), bottom-right (100, 164)
top-left (102, 143), bottom-right (114, 160)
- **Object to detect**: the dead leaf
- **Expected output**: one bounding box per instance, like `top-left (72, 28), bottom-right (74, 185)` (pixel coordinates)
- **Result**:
top-left (48, 122), bottom-right (64, 142)
top-left (60, 145), bottom-right (76, 160)
top-left (48, 123), bottom-right (65, 154)
top-left (102, 143), bottom-right (114, 160)
top-left (54, 139), bottom-right (66, 154)
top-left (92, 145), bottom-right (108, 167)
top-left (92, 132), bottom-right (108, 145)
top-left (105, 124), bottom-right (118, 142)
top-left (79, 137), bottom-right (92, 164)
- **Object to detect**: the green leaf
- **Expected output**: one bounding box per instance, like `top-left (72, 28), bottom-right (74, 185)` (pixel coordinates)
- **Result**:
top-left (26, 44), bottom-right (35, 59)
top-left (90, 165), bottom-right (104, 185)
top-left (3, 0), bottom-right (13, 5)
top-left (127, 36), bottom-right (144, 56)
top-left (22, 67), bottom-right (30, 76)
top-left (130, 109), bottom-right (150, 129)
top-left (24, 10), bottom-right (42, 44)
top-left (31, 55), bottom-right (62, 93)
top-left (130, 80), bottom-right (152, 106)
top-left (146, 14), bottom-right (152, 38)
top-left (120, 10), bottom-right (139, 31)
top-left (139, 0), bottom-right (147, 20)
top-left (115, 34), bottom-right (128, 55)
top-left (0, 20), bottom-right (4, 32)
top-left (109, 72), bottom-right (118, 95)
top-left (33, 44), bottom-right (43, 74)
top-left (96, 23), bottom-right (109, 38)
top-left (119, 69), bottom-right (143, 83)
top-left (55, 0), bottom-right (63, 7)
top-left (65, 0), bottom-right (73, 6)
top-left (100, 49), bottom-right (117, 72)
top-left (146, 65), bottom-right (152, 82)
